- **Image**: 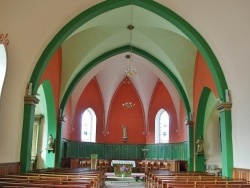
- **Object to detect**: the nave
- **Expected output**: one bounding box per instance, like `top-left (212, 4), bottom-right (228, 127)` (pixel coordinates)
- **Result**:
top-left (1, 167), bottom-right (250, 188)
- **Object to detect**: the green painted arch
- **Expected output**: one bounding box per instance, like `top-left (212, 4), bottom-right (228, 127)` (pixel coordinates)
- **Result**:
top-left (195, 87), bottom-right (212, 172)
top-left (29, 0), bottom-right (227, 103)
top-left (196, 87), bottom-right (211, 139)
top-left (60, 45), bottom-right (191, 114)
top-left (41, 80), bottom-right (56, 168)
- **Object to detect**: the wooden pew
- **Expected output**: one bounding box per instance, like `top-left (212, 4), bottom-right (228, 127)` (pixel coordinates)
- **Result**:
top-left (145, 170), bottom-right (250, 188)
top-left (0, 168), bottom-right (104, 188)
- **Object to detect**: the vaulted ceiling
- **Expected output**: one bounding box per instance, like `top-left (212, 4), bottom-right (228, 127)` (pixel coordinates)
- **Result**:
top-left (52, 4), bottom-right (198, 120)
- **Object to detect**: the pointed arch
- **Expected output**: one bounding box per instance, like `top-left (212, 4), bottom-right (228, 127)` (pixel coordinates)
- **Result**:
top-left (22, 0), bottom-right (231, 173)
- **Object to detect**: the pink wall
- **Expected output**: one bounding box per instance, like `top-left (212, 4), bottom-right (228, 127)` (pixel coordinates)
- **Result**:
top-left (67, 78), bottom-right (105, 142)
top-left (40, 47), bottom-right (62, 119)
top-left (193, 51), bottom-right (218, 120)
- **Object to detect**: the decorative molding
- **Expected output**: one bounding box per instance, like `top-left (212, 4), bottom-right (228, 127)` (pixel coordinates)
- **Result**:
top-left (216, 102), bottom-right (232, 112)
top-left (0, 33), bottom-right (10, 47)
top-left (185, 120), bottom-right (194, 127)
top-left (24, 95), bottom-right (39, 106)
top-left (58, 115), bottom-right (66, 124)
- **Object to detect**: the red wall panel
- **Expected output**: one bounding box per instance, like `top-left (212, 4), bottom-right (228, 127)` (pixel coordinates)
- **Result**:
top-left (69, 78), bottom-right (105, 142)
top-left (147, 80), bottom-right (186, 144)
top-left (40, 47), bottom-right (62, 118)
top-left (106, 77), bottom-right (146, 144)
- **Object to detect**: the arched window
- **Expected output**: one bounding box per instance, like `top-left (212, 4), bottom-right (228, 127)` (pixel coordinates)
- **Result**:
top-left (81, 108), bottom-right (96, 142)
top-left (155, 109), bottom-right (169, 143)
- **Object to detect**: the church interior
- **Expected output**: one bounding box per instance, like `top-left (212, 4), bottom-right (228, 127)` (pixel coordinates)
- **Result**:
top-left (1, 1), bottom-right (250, 187)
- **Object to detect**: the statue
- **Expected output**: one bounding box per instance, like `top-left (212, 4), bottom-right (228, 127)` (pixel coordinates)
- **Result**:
top-left (196, 137), bottom-right (204, 153)
top-left (122, 125), bottom-right (128, 141)
top-left (48, 134), bottom-right (54, 149)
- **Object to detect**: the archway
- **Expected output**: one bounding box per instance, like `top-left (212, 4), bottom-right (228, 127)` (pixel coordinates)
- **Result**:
top-left (21, 0), bottom-right (232, 177)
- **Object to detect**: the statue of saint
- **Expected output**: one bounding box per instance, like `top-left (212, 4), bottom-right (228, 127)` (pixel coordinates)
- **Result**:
top-left (122, 125), bottom-right (128, 141)
top-left (48, 134), bottom-right (53, 149)
top-left (196, 137), bottom-right (204, 153)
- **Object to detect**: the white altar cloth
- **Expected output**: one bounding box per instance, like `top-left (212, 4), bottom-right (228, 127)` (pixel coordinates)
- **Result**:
top-left (111, 160), bottom-right (136, 167)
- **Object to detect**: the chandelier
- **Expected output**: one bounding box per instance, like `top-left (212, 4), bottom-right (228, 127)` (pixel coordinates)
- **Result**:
top-left (122, 77), bottom-right (135, 109)
top-left (122, 101), bottom-right (135, 109)
top-left (125, 54), bottom-right (137, 77)
top-left (125, 4), bottom-right (137, 77)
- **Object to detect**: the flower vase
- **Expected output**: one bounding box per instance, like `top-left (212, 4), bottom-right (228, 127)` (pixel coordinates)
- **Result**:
top-left (122, 173), bottom-right (124, 179)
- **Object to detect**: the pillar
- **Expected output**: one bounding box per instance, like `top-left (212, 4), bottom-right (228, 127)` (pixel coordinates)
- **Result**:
top-left (186, 120), bottom-right (194, 171)
top-left (20, 95), bottom-right (39, 173)
top-left (55, 114), bottom-right (66, 168)
top-left (216, 102), bottom-right (233, 177)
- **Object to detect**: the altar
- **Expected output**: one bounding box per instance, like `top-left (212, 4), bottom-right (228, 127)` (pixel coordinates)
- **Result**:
top-left (111, 160), bottom-right (136, 177)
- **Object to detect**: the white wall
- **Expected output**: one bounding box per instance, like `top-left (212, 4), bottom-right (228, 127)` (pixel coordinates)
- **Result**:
top-left (0, 0), bottom-right (250, 169)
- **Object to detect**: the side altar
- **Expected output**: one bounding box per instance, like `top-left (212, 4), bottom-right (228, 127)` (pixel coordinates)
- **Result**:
top-left (111, 160), bottom-right (136, 177)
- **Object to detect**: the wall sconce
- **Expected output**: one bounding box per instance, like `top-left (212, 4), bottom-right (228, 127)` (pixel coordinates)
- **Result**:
top-left (142, 131), bottom-right (150, 137)
top-left (102, 130), bottom-right (109, 136)
top-left (176, 129), bottom-right (181, 135)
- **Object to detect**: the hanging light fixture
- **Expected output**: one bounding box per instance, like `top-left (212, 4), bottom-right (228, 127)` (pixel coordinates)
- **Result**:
top-left (125, 4), bottom-right (137, 77)
top-left (122, 77), bottom-right (135, 109)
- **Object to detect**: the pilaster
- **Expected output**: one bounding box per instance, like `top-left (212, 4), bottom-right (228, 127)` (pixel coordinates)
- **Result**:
top-left (20, 95), bottom-right (39, 173)
top-left (186, 120), bottom-right (195, 171)
top-left (55, 114), bottom-right (66, 168)
top-left (216, 102), bottom-right (233, 178)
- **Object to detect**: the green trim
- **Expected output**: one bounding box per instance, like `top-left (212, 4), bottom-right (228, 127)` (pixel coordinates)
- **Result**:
top-left (60, 45), bottom-right (190, 113)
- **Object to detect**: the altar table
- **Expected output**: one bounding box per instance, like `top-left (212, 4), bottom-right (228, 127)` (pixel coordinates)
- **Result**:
top-left (111, 160), bottom-right (136, 167)
top-left (111, 160), bottom-right (136, 177)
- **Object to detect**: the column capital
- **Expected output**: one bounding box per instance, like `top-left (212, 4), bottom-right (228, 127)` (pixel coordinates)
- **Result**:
top-left (216, 102), bottom-right (232, 112)
top-left (58, 115), bottom-right (66, 124)
top-left (24, 95), bottom-right (39, 106)
top-left (185, 120), bottom-right (194, 127)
